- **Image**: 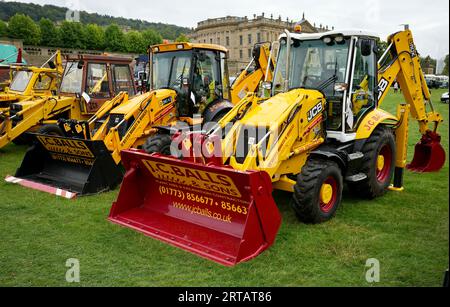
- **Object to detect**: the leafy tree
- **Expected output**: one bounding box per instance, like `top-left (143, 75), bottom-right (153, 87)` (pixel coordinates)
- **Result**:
top-left (442, 55), bottom-right (449, 76)
top-left (124, 31), bottom-right (146, 53)
top-left (104, 24), bottom-right (125, 52)
top-left (175, 34), bottom-right (190, 43)
top-left (0, 1), bottom-right (191, 41)
top-left (142, 29), bottom-right (163, 47)
top-left (84, 24), bottom-right (105, 50)
top-left (0, 20), bottom-right (7, 37)
top-left (7, 14), bottom-right (41, 45)
top-left (59, 21), bottom-right (86, 49)
top-left (39, 18), bottom-right (60, 47)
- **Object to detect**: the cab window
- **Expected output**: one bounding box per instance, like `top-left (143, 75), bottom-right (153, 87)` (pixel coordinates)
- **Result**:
top-left (113, 65), bottom-right (135, 96)
top-left (192, 51), bottom-right (222, 107)
top-left (34, 74), bottom-right (52, 90)
top-left (86, 63), bottom-right (110, 98)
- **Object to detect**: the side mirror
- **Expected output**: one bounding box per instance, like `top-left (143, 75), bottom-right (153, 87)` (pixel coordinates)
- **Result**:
top-left (48, 60), bottom-right (56, 69)
top-left (360, 39), bottom-right (372, 57)
top-left (77, 60), bottom-right (84, 70)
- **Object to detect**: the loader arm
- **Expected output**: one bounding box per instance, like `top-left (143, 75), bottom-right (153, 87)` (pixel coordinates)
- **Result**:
top-left (0, 96), bottom-right (74, 149)
top-left (230, 43), bottom-right (275, 102)
top-left (377, 29), bottom-right (443, 134)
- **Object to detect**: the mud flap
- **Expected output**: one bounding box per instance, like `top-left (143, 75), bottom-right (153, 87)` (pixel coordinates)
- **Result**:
top-left (109, 150), bottom-right (282, 266)
top-left (8, 134), bottom-right (123, 197)
top-left (407, 131), bottom-right (446, 173)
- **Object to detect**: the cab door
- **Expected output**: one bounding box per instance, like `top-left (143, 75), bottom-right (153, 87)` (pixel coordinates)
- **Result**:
top-left (346, 38), bottom-right (378, 132)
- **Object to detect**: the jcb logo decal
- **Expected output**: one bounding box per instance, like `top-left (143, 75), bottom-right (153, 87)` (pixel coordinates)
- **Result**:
top-left (378, 78), bottom-right (389, 100)
top-left (37, 136), bottom-right (94, 158)
top-left (307, 102), bottom-right (323, 122)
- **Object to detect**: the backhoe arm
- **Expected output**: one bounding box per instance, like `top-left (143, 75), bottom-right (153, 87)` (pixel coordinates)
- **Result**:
top-left (230, 43), bottom-right (275, 103)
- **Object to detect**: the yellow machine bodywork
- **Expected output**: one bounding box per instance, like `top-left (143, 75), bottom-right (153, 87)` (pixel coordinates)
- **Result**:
top-left (78, 89), bottom-right (177, 164)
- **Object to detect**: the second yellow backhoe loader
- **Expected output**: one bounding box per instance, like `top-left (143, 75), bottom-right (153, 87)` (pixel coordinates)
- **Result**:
top-left (6, 42), bottom-right (275, 197)
top-left (106, 26), bottom-right (445, 266)
top-left (0, 51), bottom-right (64, 120)
top-left (0, 54), bottom-right (136, 150)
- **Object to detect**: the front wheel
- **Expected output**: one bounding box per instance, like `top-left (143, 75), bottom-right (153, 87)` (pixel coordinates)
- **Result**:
top-left (292, 159), bottom-right (343, 224)
top-left (348, 127), bottom-right (396, 199)
top-left (142, 134), bottom-right (173, 155)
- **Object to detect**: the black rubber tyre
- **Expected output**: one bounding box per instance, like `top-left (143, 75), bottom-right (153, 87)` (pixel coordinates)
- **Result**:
top-left (292, 159), bottom-right (343, 224)
top-left (37, 124), bottom-right (64, 136)
top-left (142, 134), bottom-right (173, 155)
top-left (348, 126), bottom-right (396, 199)
top-left (12, 133), bottom-right (32, 146)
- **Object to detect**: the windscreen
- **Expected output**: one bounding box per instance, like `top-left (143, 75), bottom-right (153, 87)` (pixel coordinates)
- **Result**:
top-left (273, 37), bottom-right (350, 98)
top-left (9, 71), bottom-right (33, 92)
top-left (152, 50), bottom-right (192, 92)
top-left (60, 61), bottom-right (83, 94)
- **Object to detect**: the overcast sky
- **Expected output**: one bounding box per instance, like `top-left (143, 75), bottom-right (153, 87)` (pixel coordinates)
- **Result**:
top-left (9, 0), bottom-right (450, 60)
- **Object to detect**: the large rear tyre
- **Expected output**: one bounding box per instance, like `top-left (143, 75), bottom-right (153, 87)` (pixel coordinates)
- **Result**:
top-left (12, 134), bottom-right (33, 146)
top-left (349, 127), bottom-right (396, 199)
top-left (142, 134), bottom-right (173, 155)
top-left (292, 159), bottom-right (343, 224)
top-left (37, 124), bottom-right (64, 136)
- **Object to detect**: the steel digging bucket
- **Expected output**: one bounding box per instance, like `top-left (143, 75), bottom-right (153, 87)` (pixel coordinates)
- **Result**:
top-left (109, 150), bottom-right (282, 266)
top-left (6, 134), bottom-right (123, 198)
top-left (407, 131), bottom-right (446, 173)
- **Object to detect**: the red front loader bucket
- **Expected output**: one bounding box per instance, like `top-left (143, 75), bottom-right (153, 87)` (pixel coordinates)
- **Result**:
top-left (109, 150), bottom-right (282, 266)
top-left (407, 131), bottom-right (446, 173)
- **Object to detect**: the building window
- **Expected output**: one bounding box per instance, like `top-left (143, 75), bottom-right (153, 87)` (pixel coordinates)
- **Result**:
top-left (257, 32), bottom-right (261, 43)
top-left (248, 34), bottom-right (252, 44)
top-left (210, 38), bottom-right (213, 44)
top-left (239, 50), bottom-right (243, 59)
top-left (217, 37), bottom-right (220, 45)
top-left (248, 49), bottom-right (252, 59)
top-left (239, 35), bottom-right (243, 45)
top-left (226, 36), bottom-right (230, 46)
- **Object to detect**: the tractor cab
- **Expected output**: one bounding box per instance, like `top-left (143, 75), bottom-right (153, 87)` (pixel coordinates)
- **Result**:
top-left (273, 30), bottom-right (380, 142)
top-left (150, 43), bottom-right (231, 119)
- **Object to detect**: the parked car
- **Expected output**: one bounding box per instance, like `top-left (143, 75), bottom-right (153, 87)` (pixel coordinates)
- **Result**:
top-left (441, 92), bottom-right (449, 104)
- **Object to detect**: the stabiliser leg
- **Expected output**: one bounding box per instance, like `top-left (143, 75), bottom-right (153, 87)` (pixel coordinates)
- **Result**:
top-left (389, 104), bottom-right (410, 192)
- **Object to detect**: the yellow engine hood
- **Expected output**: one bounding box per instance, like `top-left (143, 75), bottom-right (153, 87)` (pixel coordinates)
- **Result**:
top-left (242, 89), bottom-right (323, 126)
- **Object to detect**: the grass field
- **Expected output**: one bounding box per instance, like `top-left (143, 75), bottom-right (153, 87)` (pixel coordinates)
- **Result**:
top-left (0, 90), bottom-right (448, 287)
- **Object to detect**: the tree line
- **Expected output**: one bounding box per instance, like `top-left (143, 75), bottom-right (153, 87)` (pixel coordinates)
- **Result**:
top-left (0, 14), bottom-right (189, 54)
top-left (0, 1), bottom-right (191, 41)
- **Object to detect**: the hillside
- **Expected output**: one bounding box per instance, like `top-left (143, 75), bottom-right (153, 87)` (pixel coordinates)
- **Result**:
top-left (0, 1), bottom-right (191, 40)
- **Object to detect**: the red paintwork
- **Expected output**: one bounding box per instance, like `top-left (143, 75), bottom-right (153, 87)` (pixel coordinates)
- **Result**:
top-left (407, 131), bottom-right (446, 173)
top-left (108, 149), bottom-right (282, 267)
top-left (377, 144), bottom-right (393, 183)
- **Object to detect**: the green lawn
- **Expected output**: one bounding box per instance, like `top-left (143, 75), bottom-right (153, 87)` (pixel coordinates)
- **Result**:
top-left (0, 90), bottom-right (448, 287)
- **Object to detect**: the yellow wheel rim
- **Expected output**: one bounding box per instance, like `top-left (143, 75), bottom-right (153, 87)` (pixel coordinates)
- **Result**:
top-left (377, 155), bottom-right (385, 172)
top-left (320, 183), bottom-right (333, 204)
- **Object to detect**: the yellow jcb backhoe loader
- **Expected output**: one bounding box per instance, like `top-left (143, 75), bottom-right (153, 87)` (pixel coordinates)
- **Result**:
top-left (107, 26), bottom-right (445, 266)
top-left (0, 51), bottom-right (64, 120)
top-left (6, 42), bottom-right (275, 197)
top-left (0, 54), bottom-right (136, 150)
